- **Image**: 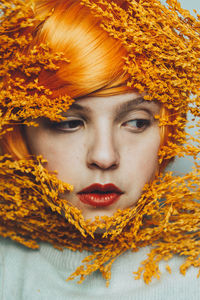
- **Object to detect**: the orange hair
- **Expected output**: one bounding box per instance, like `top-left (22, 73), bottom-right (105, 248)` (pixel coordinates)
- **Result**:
top-left (1, 0), bottom-right (174, 168)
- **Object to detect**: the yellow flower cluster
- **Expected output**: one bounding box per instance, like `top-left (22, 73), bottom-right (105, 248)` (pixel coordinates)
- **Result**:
top-left (0, 0), bottom-right (200, 286)
top-left (0, 0), bottom-right (73, 131)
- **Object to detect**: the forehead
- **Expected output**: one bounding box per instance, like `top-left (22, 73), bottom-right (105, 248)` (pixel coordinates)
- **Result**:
top-left (68, 92), bottom-right (160, 114)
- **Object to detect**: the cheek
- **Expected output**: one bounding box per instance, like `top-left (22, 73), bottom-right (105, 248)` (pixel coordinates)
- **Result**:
top-left (123, 131), bottom-right (160, 182)
top-left (42, 135), bottom-right (85, 184)
top-left (25, 128), bottom-right (85, 180)
top-left (47, 149), bottom-right (83, 181)
top-left (139, 139), bottom-right (159, 172)
top-left (42, 145), bottom-right (84, 181)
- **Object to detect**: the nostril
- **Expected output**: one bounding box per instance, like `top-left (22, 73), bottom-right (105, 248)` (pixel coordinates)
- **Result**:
top-left (88, 160), bottom-right (119, 170)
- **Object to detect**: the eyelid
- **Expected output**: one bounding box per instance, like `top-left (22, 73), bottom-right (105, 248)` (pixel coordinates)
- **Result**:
top-left (61, 116), bottom-right (83, 120)
top-left (118, 108), bottom-right (154, 123)
top-left (61, 113), bottom-right (89, 123)
top-left (122, 118), bottom-right (152, 133)
top-left (43, 116), bottom-right (84, 130)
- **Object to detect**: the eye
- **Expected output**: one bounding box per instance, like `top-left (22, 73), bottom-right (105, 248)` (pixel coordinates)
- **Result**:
top-left (48, 119), bottom-right (84, 132)
top-left (122, 119), bottom-right (151, 132)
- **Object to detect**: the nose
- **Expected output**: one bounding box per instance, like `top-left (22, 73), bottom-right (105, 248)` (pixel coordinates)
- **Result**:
top-left (86, 125), bottom-right (120, 170)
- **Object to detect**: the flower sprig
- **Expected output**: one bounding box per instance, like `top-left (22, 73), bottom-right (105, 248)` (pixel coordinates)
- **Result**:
top-left (0, 0), bottom-right (200, 286)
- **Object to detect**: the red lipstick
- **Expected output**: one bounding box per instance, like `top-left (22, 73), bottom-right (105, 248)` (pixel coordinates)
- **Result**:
top-left (77, 183), bottom-right (123, 207)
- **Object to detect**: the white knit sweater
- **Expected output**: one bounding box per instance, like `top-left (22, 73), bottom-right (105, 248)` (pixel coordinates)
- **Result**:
top-left (0, 237), bottom-right (199, 300)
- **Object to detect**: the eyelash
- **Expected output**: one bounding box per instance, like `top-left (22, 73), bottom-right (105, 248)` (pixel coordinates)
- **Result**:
top-left (122, 119), bottom-right (151, 132)
top-left (48, 119), bottom-right (84, 132)
top-left (47, 118), bottom-right (151, 133)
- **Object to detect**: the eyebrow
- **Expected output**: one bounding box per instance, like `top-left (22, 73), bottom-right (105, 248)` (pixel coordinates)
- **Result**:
top-left (114, 96), bottom-right (145, 115)
top-left (68, 96), bottom-right (145, 115)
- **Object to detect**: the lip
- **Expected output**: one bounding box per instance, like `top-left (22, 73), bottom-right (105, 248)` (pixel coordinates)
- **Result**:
top-left (77, 183), bottom-right (123, 207)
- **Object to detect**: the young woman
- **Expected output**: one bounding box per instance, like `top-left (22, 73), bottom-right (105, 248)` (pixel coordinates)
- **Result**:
top-left (0, 0), bottom-right (199, 299)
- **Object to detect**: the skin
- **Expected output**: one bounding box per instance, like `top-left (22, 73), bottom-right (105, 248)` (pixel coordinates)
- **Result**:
top-left (25, 92), bottom-right (161, 221)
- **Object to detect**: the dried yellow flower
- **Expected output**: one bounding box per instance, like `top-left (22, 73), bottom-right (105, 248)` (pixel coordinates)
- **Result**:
top-left (0, 0), bottom-right (200, 286)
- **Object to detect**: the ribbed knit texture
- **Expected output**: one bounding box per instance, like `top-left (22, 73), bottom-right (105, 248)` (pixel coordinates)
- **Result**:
top-left (0, 237), bottom-right (199, 300)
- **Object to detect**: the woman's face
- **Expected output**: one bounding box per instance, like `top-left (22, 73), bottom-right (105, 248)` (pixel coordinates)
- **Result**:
top-left (25, 92), bottom-right (161, 221)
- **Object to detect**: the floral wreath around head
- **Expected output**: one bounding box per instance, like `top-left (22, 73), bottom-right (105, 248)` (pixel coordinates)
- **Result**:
top-left (0, 0), bottom-right (200, 286)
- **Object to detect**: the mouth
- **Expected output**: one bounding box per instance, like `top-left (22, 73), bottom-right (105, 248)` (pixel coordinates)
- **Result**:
top-left (77, 183), bottom-right (123, 207)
